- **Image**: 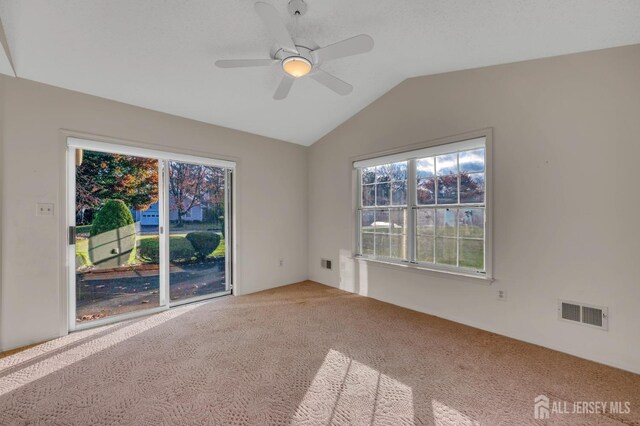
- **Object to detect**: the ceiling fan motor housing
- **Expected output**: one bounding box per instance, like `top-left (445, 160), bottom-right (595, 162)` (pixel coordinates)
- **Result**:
top-left (272, 43), bottom-right (315, 63)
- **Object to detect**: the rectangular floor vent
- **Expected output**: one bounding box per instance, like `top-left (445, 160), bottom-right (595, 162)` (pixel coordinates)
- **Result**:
top-left (558, 300), bottom-right (608, 330)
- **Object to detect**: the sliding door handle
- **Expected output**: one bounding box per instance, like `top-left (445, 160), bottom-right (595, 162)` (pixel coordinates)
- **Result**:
top-left (68, 226), bottom-right (76, 245)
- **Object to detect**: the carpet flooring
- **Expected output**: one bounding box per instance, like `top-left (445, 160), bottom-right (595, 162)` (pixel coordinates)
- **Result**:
top-left (0, 281), bottom-right (638, 425)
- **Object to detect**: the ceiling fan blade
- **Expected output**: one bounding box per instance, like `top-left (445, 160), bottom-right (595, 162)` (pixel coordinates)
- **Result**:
top-left (273, 75), bottom-right (295, 100)
top-left (310, 69), bottom-right (353, 96)
top-left (254, 2), bottom-right (299, 54)
top-left (312, 34), bottom-right (374, 64)
top-left (215, 59), bottom-right (279, 68)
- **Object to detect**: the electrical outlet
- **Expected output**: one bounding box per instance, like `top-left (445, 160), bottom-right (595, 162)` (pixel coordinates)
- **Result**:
top-left (497, 289), bottom-right (507, 301)
top-left (37, 203), bottom-right (54, 216)
top-left (279, 258), bottom-right (284, 267)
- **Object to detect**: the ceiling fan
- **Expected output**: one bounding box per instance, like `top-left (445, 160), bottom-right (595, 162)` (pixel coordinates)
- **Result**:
top-left (215, 0), bottom-right (374, 100)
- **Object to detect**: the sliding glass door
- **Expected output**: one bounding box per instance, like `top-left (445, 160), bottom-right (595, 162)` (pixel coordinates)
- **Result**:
top-left (167, 161), bottom-right (228, 303)
top-left (73, 150), bottom-right (162, 322)
top-left (68, 138), bottom-right (233, 330)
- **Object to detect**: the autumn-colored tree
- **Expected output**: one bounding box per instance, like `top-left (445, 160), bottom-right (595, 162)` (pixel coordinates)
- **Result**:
top-left (76, 151), bottom-right (159, 213)
top-left (459, 173), bottom-right (484, 203)
top-left (417, 172), bottom-right (483, 204)
top-left (168, 162), bottom-right (225, 227)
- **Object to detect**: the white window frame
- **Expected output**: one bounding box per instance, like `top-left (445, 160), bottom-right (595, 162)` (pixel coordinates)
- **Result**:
top-left (353, 130), bottom-right (493, 280)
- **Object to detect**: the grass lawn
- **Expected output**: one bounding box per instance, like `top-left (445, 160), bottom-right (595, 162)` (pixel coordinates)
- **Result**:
top-left (76, 232), bottom-right (225, 268)
top-left (361, 230), bottom-right (484, 270)
top-left (169, 222), bottom-right (223, 232)
top-left (211, 237), bottom-right (225, 258)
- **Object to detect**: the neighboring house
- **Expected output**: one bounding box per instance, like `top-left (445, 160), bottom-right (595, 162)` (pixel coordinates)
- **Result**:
top-left (131, 202), bottom-right (204, 226)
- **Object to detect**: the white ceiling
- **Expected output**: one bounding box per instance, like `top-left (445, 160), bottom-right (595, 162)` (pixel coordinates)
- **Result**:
top-left (1, 1), bottom-right (639, 146)
top-left (0, 14), bottom-right (14, 76)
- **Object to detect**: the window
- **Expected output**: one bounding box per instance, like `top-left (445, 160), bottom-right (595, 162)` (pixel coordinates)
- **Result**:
top-left (360, 162), bottom-right (408, 260)
top-left (355, 136), bottom-right (489, 277)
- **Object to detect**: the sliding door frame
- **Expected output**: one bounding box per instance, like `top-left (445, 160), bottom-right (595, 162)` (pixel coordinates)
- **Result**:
top-left (166, 163), bottom-right (233, 308)
top-left (66, 136), bottom-right (235, 332)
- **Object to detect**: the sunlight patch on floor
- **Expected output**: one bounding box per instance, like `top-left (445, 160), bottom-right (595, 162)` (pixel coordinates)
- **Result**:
top-left (0, 323), bottom-right (120, 372)
top-left (0, 304), bottom-right (198, 396)
top-left (293, 349), bottom-right (414, 424)
top-left (432, 399), bottom-right (479, 426)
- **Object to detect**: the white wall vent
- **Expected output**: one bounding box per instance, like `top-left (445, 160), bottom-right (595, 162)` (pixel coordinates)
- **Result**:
top-left (558, 300), bottom-right (608, 330)
top-left (561, 301), bottom-right (581, 322)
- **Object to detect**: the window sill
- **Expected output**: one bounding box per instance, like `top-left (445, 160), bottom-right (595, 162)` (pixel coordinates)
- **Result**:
top-left (350, 256), bottom-right (494, 284)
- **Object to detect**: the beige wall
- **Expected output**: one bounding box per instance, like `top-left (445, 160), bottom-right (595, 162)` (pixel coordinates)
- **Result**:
top-left (1, 44), bottom-right (639, 373)
top-left (0, 76), bottom-right (308, 350)
top-left (308, 44), bottom-right (640, 373)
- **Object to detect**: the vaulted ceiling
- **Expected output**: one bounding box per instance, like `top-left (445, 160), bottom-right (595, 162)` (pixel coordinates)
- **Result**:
top-left (1, 1), bottom-right (639, 145)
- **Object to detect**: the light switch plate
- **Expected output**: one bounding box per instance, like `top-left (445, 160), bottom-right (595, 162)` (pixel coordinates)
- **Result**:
top-left (37, 203), bottom-right (54, 216)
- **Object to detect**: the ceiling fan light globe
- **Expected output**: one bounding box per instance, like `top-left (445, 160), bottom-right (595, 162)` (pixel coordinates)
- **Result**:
top-left (282, 57), bottom-right (312, 78)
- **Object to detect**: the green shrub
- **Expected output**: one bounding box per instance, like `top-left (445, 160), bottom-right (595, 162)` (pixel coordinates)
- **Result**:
top-left (186, 232), bottom-right (221, 260)
top-left (138, 238), bottom-right (160, 263)
top-left (90, 200), bottom-right (134, 236)
top-left (76, 224), bottom-right (92, 235)
top-left (170, 236), bottom-right (196, 262)
top-left (89, 200), bottom-right (136, 267)
top-left (137, 236), bottom-right (196, 263)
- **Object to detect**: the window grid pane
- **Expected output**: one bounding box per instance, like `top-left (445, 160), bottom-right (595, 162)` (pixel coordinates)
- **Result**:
top-left (359, 207), bottom-right (408, 260)
top-left (358, 144), bottom-right (486, 274)
top-left (412, 147), bottom-right (485, 271)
